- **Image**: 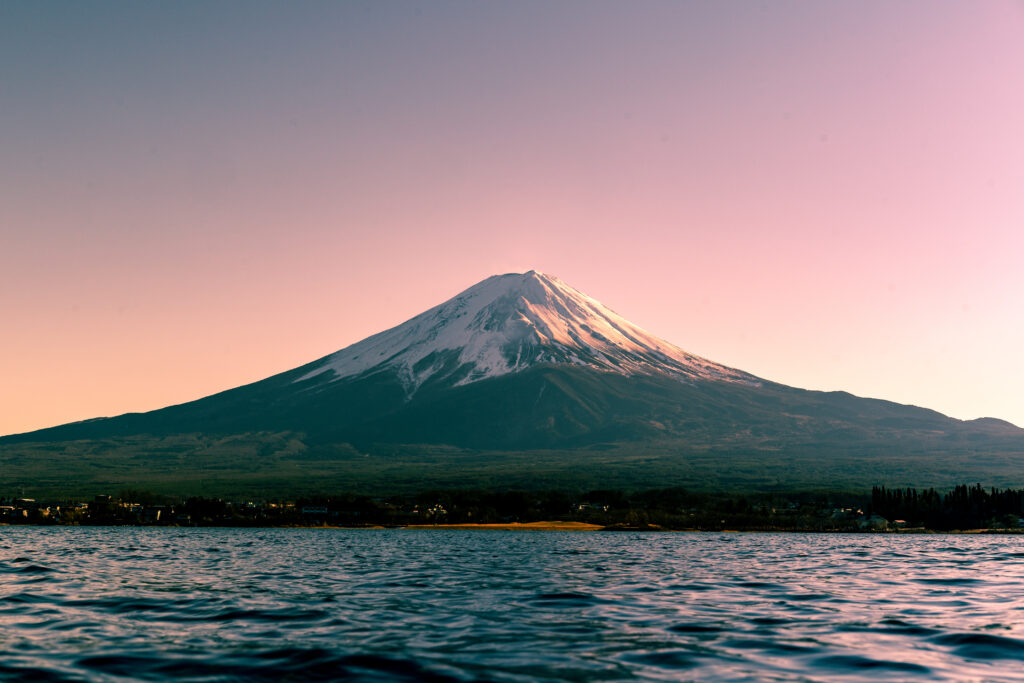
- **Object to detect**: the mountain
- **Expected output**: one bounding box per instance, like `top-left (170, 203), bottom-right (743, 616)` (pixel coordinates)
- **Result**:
top-left (2, 270), bottom-right (1023, 496)
top-left (299, 270), bottom-right (754, 391)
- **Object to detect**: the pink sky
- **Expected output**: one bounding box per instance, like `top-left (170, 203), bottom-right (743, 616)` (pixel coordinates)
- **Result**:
top-left (2, 2), bottom-right (1023, 436)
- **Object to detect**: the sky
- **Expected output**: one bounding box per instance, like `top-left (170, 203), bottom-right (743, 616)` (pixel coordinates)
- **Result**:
top-left (2, 1), bottom-right (1023, 436)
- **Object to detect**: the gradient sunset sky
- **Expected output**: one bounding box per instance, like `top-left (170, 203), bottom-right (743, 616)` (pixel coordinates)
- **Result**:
top-left (3, 1), bottom-right (1023, 436)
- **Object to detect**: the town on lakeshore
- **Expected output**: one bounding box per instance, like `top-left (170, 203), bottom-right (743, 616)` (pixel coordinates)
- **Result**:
top-left (3, 485), bottom-right (1023, 532)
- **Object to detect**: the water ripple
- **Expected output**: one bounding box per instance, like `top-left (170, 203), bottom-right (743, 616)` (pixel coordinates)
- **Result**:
top-left (1, 528), bottom-right (1023, 681)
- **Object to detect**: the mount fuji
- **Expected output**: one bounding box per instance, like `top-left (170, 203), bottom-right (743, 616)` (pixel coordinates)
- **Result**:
top-left (300, 270), bottom-right (754, 392)
top-left (3, 271), bottom-right (1023, 495)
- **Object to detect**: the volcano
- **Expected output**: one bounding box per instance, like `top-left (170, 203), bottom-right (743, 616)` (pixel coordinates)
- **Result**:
top-left (298, 270), bottom-right (754, 391)
top-left (3, 271), bottom-right (1022, 494)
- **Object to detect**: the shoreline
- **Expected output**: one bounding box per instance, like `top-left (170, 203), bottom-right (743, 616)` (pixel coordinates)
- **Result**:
top-left (401, 521), bottom-right (604, 531)
top-left (391, 524), bottom-right (1024, 534)
top-left (5, 522), bottom-right (1024, 534)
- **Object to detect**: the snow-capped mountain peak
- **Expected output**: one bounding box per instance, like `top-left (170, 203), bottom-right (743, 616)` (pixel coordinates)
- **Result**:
top-left (300, 271), bottom-right (752, 392)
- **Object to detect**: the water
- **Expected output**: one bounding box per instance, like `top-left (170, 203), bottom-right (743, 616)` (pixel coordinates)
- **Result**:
top-left (1, 529), bottom-right (1023, 682)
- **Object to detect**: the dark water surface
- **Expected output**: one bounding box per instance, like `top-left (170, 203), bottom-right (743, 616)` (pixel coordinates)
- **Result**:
top-left (1, 528), bottom-right (1023, 682)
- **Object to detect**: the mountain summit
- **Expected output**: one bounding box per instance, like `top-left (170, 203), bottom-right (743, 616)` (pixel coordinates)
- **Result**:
top-left (301, 270), bottom-right (752, 394)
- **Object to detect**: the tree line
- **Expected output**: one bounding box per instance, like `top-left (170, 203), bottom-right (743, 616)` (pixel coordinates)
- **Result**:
top-left (4, 484), bottom-right (1023, 530)
top-left (871, 484), bottom-right (1024, 531)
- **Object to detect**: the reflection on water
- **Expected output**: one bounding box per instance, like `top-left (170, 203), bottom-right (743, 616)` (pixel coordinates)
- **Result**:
top-left (1, 528), bottom-right (1023, 681)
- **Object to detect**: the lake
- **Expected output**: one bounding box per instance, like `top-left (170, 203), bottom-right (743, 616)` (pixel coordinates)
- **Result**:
top-left (1, 528), bottom-right (1023, 681)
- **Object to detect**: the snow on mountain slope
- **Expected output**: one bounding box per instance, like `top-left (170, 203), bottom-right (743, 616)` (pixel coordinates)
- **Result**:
top-left (300, 271), bottom-right (756, 393)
